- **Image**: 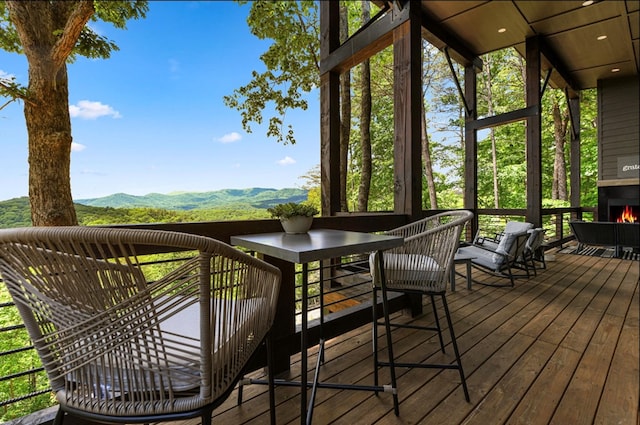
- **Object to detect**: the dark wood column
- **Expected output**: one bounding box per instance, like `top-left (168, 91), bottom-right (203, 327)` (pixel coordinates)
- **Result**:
top-left (320, 1), bottom-right (341, 216)
top-left (568, 94), bottom-right (581, 214)
top-left (393, 1), bottom-right (422, 218)
top-left (464, 64), bottom-right (478, 236)
top-left (525, 36), bottom-right (543, 227)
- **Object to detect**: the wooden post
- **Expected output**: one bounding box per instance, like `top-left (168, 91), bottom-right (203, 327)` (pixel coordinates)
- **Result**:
top-left (320, 0), bottom-right (341, 216)
top-left (525, 36), bottom-right (543, 227)
top-left (265, 256), bottom-right (296, 374)
top-left (464, 64), bottom-right (478, 238)
top-left (393, 1), bottom-right (422, 219)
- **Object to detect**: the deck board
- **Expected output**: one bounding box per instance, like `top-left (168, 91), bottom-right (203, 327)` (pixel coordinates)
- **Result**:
top-left (160, 250), bottom-right (639, 425)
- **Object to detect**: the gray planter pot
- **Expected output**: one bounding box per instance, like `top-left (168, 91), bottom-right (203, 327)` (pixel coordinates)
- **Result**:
top-left (281, 216), bottom-right (313, 234)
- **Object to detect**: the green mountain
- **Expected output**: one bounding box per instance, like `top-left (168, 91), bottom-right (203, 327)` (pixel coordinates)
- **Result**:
top-left (0, 188), bottom-right (309, 228)
top-left (75, 187), bottom-right (308, 210)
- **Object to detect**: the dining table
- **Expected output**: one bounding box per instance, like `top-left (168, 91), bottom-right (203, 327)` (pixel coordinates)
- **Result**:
top-left (230, 228), bottom-right (404, 425)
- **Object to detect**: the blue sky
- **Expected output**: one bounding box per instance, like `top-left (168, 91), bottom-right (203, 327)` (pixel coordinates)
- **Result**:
top-left (0, 1), bottom-right (320, 201)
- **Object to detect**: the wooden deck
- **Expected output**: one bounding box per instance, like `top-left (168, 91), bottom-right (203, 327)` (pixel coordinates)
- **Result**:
top-left (172, 249), bottom-right (640, 424)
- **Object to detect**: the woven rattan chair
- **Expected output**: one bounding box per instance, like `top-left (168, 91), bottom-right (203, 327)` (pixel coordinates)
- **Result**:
top-left (0, 226), bottom-right (281, 425)
top-left (369, 210), bottom-right (474, 415)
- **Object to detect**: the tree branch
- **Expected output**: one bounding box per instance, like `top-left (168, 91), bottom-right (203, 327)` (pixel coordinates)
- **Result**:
top-left (0, 79), bottom-right (35, 107)
top-left (51, 1), bottom-right (94, 69)
top-left (5, 1), bottom-right (49, 57)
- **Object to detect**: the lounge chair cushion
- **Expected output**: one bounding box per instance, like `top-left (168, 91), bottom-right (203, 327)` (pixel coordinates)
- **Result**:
top-left (525, 228), bottom-right (545, 251)
top-left (504, 221), bottom-right (534, 234)
top-left (492, 231), bottom-right (518, 264)
top-left (474, 221), bottom-right (533, 250)
top-left (457, 245), bottom-right (502, 271)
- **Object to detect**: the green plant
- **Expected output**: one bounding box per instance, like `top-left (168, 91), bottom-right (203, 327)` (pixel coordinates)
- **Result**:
top-left (267, 202), bottom-right (319, 220)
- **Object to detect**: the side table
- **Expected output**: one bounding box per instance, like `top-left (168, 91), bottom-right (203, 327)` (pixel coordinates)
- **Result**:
top-left (451, 252), bottom-right (475, 291)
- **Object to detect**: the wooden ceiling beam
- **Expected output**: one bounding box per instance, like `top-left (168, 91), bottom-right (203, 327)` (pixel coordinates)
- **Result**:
top-left (467, 106), bottom-right (538, 131)
top-left (319, 2), bottom-right (409, 75)
top-left (321, 1), bottom-right (484, 75)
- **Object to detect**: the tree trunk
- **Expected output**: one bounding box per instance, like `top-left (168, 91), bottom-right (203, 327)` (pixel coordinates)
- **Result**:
top-left (552, 99), bottom-right (569, 200)
top-left (27, 63), bottom-right (77, 226)
top-left (339, 3), bottom-right (350, 212)
top-left (482, 56), bottom-right (500, 209)
top-left (421, 97), bottom-right (438, 209)
top-left (6, 1), bottom-right (91, 226)
top-left (357, 2), bottom-right (371, 212)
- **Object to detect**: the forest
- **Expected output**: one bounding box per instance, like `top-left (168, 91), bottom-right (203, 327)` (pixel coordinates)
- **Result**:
top-left (0, 196), bottom-right (275, 229)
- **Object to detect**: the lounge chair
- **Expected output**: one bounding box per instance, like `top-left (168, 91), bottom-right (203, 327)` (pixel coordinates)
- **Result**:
top-left (458, 221), bottom-right (533, 287)
top-left (517, 227), bottom-right (547, 276)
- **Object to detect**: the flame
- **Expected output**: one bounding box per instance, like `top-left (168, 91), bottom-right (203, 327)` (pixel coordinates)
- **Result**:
top-left (616, 205), bottom-right (638, 223)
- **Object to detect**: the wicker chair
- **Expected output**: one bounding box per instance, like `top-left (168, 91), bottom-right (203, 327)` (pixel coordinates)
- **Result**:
top-left (369, 210), bottom-right (474, 415)
top-left (0, 227), bottom-right (281, 425)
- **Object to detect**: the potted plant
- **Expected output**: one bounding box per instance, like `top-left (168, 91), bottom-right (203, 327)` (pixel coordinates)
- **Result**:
top-left (267, 202), bottom-right (319, 234)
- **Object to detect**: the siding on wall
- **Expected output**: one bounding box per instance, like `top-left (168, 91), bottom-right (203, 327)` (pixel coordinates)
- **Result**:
top-left (597, 76), bottom-right (640, 181)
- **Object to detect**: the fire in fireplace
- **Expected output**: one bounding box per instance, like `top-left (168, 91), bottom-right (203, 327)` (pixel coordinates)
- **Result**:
top-left (598, 184), bottom-right (639, 222)
top-left (610, 204), bottom-right (639, 223)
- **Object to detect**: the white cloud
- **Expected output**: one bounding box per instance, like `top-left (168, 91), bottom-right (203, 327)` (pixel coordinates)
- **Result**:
top-left (0, 70), bottom-right (15, 79)
top-left (71, 142), bottom-right (86, 152)
top-left (69, 100), bottom-right (121, 120)
top-left (216, 132), bottom-right (242, 143)
top-left (277, 156), bottom-right (296, 165)
top-left (78, 168), bottom-right (107, 176)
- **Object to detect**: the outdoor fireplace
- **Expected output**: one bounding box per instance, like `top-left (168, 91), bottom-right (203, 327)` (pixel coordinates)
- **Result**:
top-left (598, 185), bottom-right (640, 222)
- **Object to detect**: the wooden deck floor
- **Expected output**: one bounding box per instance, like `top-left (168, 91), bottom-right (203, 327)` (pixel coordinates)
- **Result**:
top-left (186, 249), bottom-right (638, 425)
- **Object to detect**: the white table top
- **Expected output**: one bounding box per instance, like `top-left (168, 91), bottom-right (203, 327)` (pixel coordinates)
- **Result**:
top-left (230, 229), bottom-right (404, 264)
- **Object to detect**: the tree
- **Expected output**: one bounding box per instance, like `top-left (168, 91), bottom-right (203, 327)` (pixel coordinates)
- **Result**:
top-left (420, 42), bottom-right (449, 210)
top-left (223, 0), bottom-right (319, 146)
top-left (0, 1), bottom-right (148, 226)
top-left (356, 1), bottom-right (371, 212)
top-left (481, 54), bottom-right (501, 208)
top-left (551, 92), bottom-right (569, 200)
top-left (338, 3), bottom-right (351, 212)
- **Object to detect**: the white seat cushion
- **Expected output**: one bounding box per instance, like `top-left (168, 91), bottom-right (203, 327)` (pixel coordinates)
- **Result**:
top-left (457, 245), bottom-right (503, 271)
top-left (370, 252), bottom-right (446, 286)
top-left (73, 296), bottom-right (268, 395)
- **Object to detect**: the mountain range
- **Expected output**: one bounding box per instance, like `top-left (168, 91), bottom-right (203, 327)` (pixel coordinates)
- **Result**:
top-left (74, 187), bottom-right (309, 210)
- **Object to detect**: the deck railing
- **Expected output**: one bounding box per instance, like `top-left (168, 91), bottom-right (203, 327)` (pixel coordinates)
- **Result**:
top-left (0, 208), bottom-right (592, 422)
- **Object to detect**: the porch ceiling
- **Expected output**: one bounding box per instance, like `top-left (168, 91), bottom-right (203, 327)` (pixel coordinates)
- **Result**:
top-left (418, 0), bottom-right (639, 90)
